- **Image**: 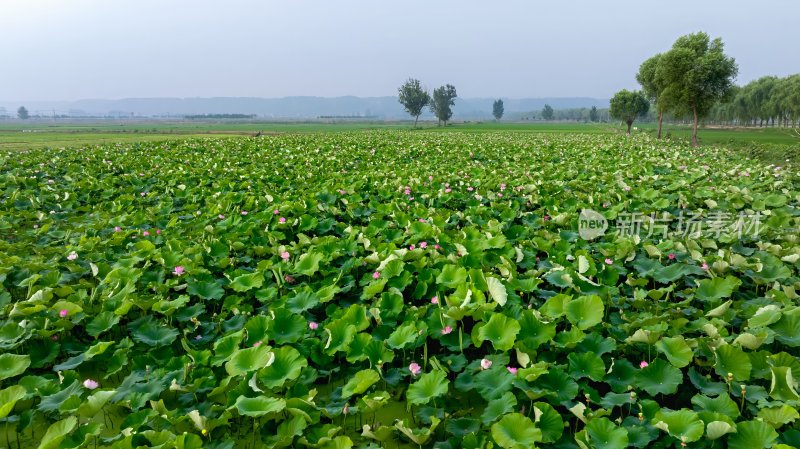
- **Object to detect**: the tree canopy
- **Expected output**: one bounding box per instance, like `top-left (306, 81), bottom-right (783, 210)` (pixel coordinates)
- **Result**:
top-left (636, 53), bottom-right (669, 138)
top-left (541, 104), bottom-right (554, 121)
top-left (430, 84), bottom-right (457, 126)
top-left (397, 78), bottom-right (430, 128)
top-left (609, 89), bottom-right (649, 134)
top-left (17, 106), bottom-right (29, 120)
top-left (492, 99), bottom-right (504, 121)
top-left (657, 32), bottom-right (738, 146)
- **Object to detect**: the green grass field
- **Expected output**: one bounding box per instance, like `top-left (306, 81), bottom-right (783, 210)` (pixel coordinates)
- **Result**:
top-left (0, 120), bottom-right (797, 154)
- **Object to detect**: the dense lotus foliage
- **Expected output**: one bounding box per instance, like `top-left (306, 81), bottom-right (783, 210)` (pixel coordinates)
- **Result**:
top-left (0, 132), bottom-right (799, 449)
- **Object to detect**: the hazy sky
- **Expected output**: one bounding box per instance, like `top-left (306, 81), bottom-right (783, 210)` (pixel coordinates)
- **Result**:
top-left (1, 0), bottom-right (798, 101)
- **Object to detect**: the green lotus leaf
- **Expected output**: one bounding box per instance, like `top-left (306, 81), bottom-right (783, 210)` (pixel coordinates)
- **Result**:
top-left (715, 344), bottom-right (752, 381)
top-left (706, 299), bottom-right (733, 317)
top-left (234, 395), bottom-right (286, 417)
top-left (268, 308), bottom-right (307, 344)
top-left (706, 421), bottom-right (736, 440)
top-left (85, 311), bottom-right (121, 337)
top-left (564, 295), bottom-right (604, 330)
top-left (727, 420), bottom-right (778, 449)
top-left (568, 351), bottom-right (605, 381)
top-left (286, 289), bottom-right (320, 313)
top-left (535, 368), bottom-right (579, 404)
top-left (0, 385), bottom-right (26, 419)
top-left (324, 319), bottom-right (357, 356)
top-left (341, 369), bottom-right (380, 399)
top-left (635, 359), bottom-right (682, 395)
top-left (211, 330), bottom-right (244, 366)
top-left (585, 417), bottom-right (628, 449)
top-left (490, 413), bottom-right (542, 449)
top-left (769, 366), bottom-right (800, 401)
top-left (540, 293), bottom-right (570, 318)
top-left (245, 315), bottom-right (271, 345)
top-left (690, 394), bottom-right (739, 420)
top-left (37, 416), bottom-right (78, 449)
top-left (533, 401), bottom-right (564, 443)
top-left (477, 312), bottom-right (520, 351)
top-left (77, 390), bottom-right (115, 418)
top-left (0, 353), bottom-right (30, 381)
top-left (226, 345), bottom-right (274, 377)
top-left (436, 265), bottom-right (468, 288)
top-left (130, 317), bottom-right (179, 347)
top-left (758, 404), bottom-right (799, 428)
top-left (386, 322), bottom-right (420, 349)
top-left (474, 365), bottom-right (515, 401)
top-left (230, 272), bottom-right (264, 292)
top-left (407, 369), bottom-right (449, 406)
top-left (653, 263), bottom-right (705, 283)
top-left (695, 276), bottom-right (741, 302)
top-left (295, 252), bottom-right (323, 277)
top-left (481, 391), bottom-right (517, 425)
top-left (257, 345), bottom-right (307, 389)
top-left (772, 308), bottom-right (800, 347)
top-left (655, 336), bottom-right (693, 368)
top-left (749, 305), bottom-right (782, 328)
top-left (445, 417), bottom-right (481, 436)
top-left (517, 309), bottom-right (556, 350)
top-left (187, 279), bottom-right (225, 300)
top-left (394, 417), bottom-right (440, 446)
top-left (652, 409), bottom-right (704, 443)
top-left (486, 276), bottom-right (508, 306)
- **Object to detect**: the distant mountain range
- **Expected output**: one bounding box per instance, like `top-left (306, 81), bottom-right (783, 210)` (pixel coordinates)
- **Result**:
top-left (0, 96), bottom-right (609, 119)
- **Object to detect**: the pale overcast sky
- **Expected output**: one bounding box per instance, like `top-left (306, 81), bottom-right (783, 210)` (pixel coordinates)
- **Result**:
top-left (1, 0), bottom-right (797, 101)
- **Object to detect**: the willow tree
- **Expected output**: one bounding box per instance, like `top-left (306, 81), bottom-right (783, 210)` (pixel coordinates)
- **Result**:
top-left (609, 89), bottom-right (649, 135)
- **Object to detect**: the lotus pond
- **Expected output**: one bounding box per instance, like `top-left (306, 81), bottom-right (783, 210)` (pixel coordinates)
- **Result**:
top-left (1, 132), bottom-right (799, 449)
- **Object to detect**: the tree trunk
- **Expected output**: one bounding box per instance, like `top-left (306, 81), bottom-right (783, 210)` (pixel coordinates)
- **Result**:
top-left (626, 120), bottom-right (632, 135)
top-left (657, 110), bottom-right (663, 139)
top-left (414, 115), bottom-right (419, 128)
top-left (691, 107), bottom-right (699, 147)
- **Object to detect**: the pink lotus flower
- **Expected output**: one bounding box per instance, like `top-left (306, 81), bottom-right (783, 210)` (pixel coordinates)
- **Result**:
top-left (241, 210), bottom-right (248, 215)
top-left (480, 358), bottom-right (492, 370)
top-left (173, 266), bottom-right (185, 276)
top-left (434, 244), bottom-right (441, 250)
top-left (284, 275), bottom-right (295, 283)
top-left (252, 340), bottom-right (261, 347)
top-left (409, 244), bottom-right (415, 250)
top-left (497, 193), bottom-right (503, 198)
top-left (624, 186), bottom-right (631, 191)
top-left (67, 251), bottom-right (78, 261)
top-left (418, 218), bottom-right (426, 223)
top-left (500, 183), bottom-right (506, 191)
top-left (142, 231), bottom-right (150, 237)
top-left (273, 209), bottom-right (280, 215)
top-left (431, 296), bottom-right (438, 305)
top-left (639, 361), bottom-right (649, 369)
top-left (445, 188), bottom-right (452, 193)
top-left (507, 366), bottom-right (518, 375)
top-left (428, 175), bottom-right (433, 181)
top-left (372, 271), bottom-right (380, 279)
top-left (441, 325), bottom-right (453, 335)
top-left (59, 309), bottom-right (69, 318)
top-left (668, 253), bottom-right (675, 260)
top-left (702, 263), bottom-right (709, 270)
top-left (83, 379), bottom-right (99, 390)
top-left (467, 187), bottom-right (474, 192)
top-left (338, 189), bottom-right (346, 195)
top-left (309, 321), bottom-right (319, 330)
top-left (281, 251), bottom-right (290, 261)
top-left (409, 362), bottom-right (421, 376)
top-left (140, 192), bottom-right (146, 197)
top-left (195, 334), bottom-right (202, 341)
top-left (279, 217), bottom-right (286, 223)
top-left (156, 229), bottom-right (161, 235)
top-left (51, 334), bottom-right (59, 341)
top-left (605, 258), bottom-right (613, 265)
top-left (218, 214), bottom-right (225, 219)
top-left (420, 242), bottom-right (428, 249)
top-left (114, 226), bottom-right (122, 232)
top-left (543, 215), bottom-right (550, 221)
top-left (404, 189), bottom-right (411, 195)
